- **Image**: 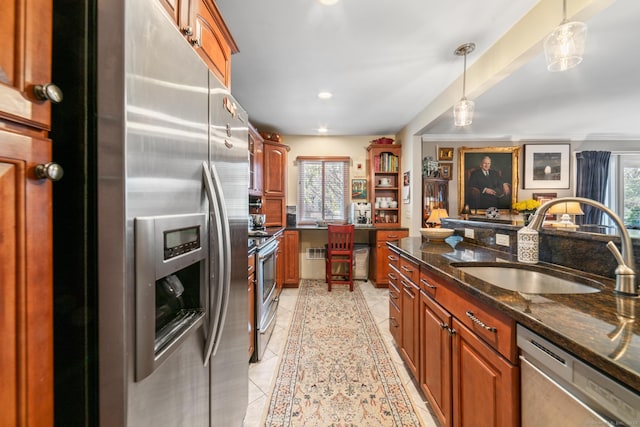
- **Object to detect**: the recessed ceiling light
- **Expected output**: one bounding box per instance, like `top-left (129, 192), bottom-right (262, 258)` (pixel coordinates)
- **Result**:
top-left (317, 91), bottom-right (333, 100)
top-left (317, 0), bottom-right (339, 5)
top-left (317, 126), bottom-right (328, 133)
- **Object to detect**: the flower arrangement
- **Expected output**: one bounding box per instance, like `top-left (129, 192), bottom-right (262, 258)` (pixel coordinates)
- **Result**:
top-left (513, 199), bottom-right (541, 212)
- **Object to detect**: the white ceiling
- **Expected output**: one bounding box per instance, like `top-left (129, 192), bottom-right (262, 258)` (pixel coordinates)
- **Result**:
top-left (216, 0), bottom-right (640, 140)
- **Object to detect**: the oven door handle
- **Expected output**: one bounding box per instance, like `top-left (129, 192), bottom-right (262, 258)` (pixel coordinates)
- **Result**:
top-left (202, 162), bottom-right (232, 366)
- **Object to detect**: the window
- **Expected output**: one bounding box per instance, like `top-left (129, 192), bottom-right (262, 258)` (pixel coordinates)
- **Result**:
top-left (614, 154), bottom-right (640, 228)
top-left (297, 157), bottom-right (350, 224)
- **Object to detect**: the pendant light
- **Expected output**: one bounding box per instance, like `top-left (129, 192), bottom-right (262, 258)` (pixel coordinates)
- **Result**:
top-left (544, 0), bottom-right (587, 72)
top-left (453, 43), bottom-right (475, 127)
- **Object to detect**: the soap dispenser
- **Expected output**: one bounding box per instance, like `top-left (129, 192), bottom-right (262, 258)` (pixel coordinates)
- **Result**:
top-left (517, 227), bottom-right (539, 264)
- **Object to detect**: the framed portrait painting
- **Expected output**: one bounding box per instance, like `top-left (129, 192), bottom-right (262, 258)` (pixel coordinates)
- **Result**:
top-left (458, 146), bottom-right (520, 214)
top-left (523, 144), bottom-right (570, 189)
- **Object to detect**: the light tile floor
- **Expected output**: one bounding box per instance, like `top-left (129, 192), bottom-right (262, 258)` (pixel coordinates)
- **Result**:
top-left (243, 281), bottom-right (438, 427)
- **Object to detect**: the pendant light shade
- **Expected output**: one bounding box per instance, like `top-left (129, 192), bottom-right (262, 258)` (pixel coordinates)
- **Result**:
top-left (453, 43), bottom-right (475, 127)
top-left (454, 98), bottom-right (474, 127)
top-left (544, 0), bottom-right (587, 72)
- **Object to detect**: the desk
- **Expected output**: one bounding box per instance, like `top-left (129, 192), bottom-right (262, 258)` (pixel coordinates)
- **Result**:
top-left (290, 225), bottom-right (408, 285)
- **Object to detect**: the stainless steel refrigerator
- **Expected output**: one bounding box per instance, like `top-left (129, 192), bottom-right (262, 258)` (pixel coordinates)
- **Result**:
top-left (53, 0), bottom-right (248, 425)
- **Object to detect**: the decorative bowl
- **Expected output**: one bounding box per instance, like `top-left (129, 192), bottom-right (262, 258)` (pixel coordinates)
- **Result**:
top-left (420, 228), bottom-right (455, 241)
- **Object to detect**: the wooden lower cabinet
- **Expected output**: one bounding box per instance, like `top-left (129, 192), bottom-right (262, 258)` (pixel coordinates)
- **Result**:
top-left (419, 291), bottom-right (452, 427)
top-left (275, 233), bottom-right (284, 294)
top-left (283, 230), bottom-right (299, 287)
top-left (388, 261), bottom-right (402, 346)
top-left (248, 251), bottom-right (255, 359)
top-left (399, 255), bottom-right (420, 377)
top-left (389, 258), bottom-right (519, 427)
top-left (452, 318), bottom-right (519, 427)
top-left (369, 229), bottom-right (408, 287)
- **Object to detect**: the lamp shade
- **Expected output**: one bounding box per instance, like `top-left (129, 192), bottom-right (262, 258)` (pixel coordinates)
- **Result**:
top-left (548, 202), bottom-right (584, 215)
top-left (427, 208), bottom-right (449, 225)
top-left (544, 20), bottom-right (587, 72)
top-left (549, 202), bottom-right (583, 227)
top-left (454, 98), bottom-right (474, 127)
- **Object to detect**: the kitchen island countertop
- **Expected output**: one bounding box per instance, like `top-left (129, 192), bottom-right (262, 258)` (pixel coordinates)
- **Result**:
top-left (390, 237), bottom-right (640, 393)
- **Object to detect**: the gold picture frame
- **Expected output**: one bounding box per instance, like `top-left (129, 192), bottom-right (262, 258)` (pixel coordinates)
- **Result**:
top-left (458, 146), bottom-right (520, 214)
top-left (439, 163), bottom-right (453, 180)
top-left (438, 146), bottom-right (454, 161)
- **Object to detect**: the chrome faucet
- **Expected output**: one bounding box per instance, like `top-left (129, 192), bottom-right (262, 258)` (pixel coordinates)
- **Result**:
top-left (527, 197), bottom-right (638, 296)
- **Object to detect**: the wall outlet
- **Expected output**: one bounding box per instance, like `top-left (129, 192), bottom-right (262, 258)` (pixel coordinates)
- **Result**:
top-left (496, 234), bottom-right (510, 247)
top-left (464, 228), bottom-right (474, 239)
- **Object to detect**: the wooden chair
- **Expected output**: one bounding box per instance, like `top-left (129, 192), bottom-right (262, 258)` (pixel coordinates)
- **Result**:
top-left (325, 224), bottom-right (355, 291)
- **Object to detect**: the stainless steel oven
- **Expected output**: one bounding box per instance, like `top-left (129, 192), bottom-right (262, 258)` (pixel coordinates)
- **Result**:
top-left (254, 236), bottom-right (279, 361)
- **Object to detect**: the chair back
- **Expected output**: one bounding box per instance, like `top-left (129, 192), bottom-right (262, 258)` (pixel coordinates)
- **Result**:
top-left (327, 224), bottom-right (355, 253)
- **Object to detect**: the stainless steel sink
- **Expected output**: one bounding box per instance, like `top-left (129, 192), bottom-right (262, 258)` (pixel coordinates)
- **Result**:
top-left (451, 262), bottom-right (603, 294)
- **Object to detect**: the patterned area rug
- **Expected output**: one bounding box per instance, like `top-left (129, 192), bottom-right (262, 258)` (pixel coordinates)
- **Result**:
top-left (264, 280), bottom-right (423, 426)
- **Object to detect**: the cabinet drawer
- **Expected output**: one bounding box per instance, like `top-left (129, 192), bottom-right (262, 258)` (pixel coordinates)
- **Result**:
top-left (377, 230), bottom-right (408, 242)
top-left (399, 255), bottom-right (419, 284)
top-left (387, 249), bottom-right (401, 270)
top-left (424, 269), bottom-right (517, 363)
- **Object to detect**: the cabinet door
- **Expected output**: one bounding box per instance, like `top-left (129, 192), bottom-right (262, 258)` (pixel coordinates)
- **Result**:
top-left (191, 0), bottom-right (232, 87)
top-left (0, 129), bottom-right (54, 425)
top-left (388, 269), bottom-right (402, 346)
top-left (263, 197), bottom-right (285, 227)
top-left (419, 292), bottom-right (452, 427)
top-left (400, 277), bottom-right (419, 377)
top-left (0, 0), bottom-right (53, 129)
top-left (275, 234), bottom-right (284, 294)
top-left (248, 125), bottom-right (263, 196)
top-left (263, 142), bottom-right (287, 196)
top-left (283, 230), bottom-right (299, 286)
top-left (452, 319), bottom-right (519, 427)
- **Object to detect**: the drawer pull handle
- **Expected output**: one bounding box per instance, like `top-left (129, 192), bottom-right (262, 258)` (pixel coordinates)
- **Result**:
top-left (389, 317), bottom-right (399, 328)
top-left (388, 255), bottom-right (399, 261)
top-left (466, 311), bottom-right (497, 333)
top-left (420, 278), bottom-right (436, 289)
top-left (390, 293), bottom-right (399, 300)
top-left (401, 265), bottom-right (413, 273)
top-left (388, 273), bottom-right (397, 280)
top-left (387, 234), bottom-right (398, 239)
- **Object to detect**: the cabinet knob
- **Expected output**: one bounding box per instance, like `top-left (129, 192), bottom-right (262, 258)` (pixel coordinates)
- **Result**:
top-left (190, 37), bottom-right (201, 48)
top-left (33, 83), bottom-right (63, 104)
top-left (181, 26), bottom-right (194, 36)
top-left (34, 162), bottom-right (64, 181)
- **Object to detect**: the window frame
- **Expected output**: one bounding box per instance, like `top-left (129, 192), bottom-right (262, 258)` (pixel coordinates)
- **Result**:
top-left (296, 156), bottom-right (351, 225)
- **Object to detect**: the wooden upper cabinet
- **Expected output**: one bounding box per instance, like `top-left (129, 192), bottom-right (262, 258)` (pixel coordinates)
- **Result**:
top-left (263, 141), bottom-right (289, 197)
top-left (158, 0), bottom-right (238, 87)
top-left (0, 0), bottom-right (54, 130)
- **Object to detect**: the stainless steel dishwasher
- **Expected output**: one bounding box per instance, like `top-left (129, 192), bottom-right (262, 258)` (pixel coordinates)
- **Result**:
top-left (518, 324), bottom-right (639, 426)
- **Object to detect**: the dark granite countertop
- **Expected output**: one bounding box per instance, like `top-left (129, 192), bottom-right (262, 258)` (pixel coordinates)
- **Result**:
top-left (390, 236), bottom-right (640, 393)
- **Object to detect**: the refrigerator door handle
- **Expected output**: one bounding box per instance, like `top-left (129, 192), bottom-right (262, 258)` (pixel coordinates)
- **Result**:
top-left (202, 162), bottom-right (232, 366)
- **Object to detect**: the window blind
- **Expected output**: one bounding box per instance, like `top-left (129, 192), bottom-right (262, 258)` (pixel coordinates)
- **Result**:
top-left (297, 158), bottom-right (350, 224)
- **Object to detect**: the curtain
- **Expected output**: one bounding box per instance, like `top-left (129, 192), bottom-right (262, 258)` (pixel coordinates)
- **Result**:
top-left (575, 151), bottom-right (611, 225)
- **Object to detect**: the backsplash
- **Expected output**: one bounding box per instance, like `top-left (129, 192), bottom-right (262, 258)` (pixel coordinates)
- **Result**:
top-left (442, 218), bottom-right (640, 279)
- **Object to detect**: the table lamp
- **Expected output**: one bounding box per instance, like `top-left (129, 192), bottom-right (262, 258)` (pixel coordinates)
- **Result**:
top-left (548, 202), bottom-right (584, 228)
top-left (426, 208), bottom-right (449, 228)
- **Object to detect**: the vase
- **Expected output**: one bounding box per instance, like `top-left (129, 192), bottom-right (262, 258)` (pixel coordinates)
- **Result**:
top-left (521, 210), bottom-right (535, 226)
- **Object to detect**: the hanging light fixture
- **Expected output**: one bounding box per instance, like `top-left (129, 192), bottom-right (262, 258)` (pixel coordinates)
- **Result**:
top-left (453, 42), bottom-right (475, 127)
top-left (544, 0), bottom-right (587, 72)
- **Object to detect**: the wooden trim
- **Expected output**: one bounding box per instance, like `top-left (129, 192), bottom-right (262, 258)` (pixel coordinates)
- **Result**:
top-left (295, 156), bottom-right (350, 162)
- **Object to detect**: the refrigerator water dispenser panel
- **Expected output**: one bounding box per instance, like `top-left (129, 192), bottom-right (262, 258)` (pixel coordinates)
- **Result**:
top-left (135, 213), bottom-right (208, 381)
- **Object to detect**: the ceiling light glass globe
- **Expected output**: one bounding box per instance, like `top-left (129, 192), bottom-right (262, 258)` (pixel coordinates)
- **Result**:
top-left (544, 21), bottom-right (587, 72)
top-left (453, 98), bottom-right (474, 126)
